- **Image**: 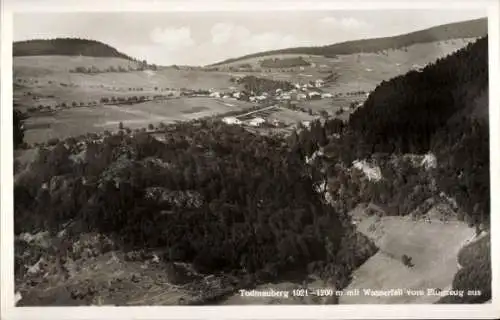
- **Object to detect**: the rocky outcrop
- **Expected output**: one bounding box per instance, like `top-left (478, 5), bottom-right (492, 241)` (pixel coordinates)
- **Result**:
top-left (144, 187), bottom-right (204, 209)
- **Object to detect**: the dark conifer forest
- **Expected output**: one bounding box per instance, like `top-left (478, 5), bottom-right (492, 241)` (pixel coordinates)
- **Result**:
top-left (14, 121), bottom-right (377, 289)
top-left (13, 110), bottom-right (25, 149)
top-left (288, 36), bottom-right (490, 303)
top-left (13, 38), bottom-right (135, 60)
top-left (288, 37), bottom-right (489, 230)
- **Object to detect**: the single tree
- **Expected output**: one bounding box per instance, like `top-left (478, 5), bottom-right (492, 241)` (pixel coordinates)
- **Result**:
top-left (13, 110), bottom-right (25, 149)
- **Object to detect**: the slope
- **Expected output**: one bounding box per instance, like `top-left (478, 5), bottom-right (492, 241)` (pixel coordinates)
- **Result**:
top-left (209, 18), bottom-right (487, 66)
top-left (289, 35), bottom-right (490, 304)
top-left (13, 38), bottom-right (135, 61)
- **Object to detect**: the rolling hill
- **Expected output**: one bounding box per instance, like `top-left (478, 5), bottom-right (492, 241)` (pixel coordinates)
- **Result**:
top-left (209, 18), bottom-right (487, 66)
top-left (13, 38), bottom-right (135, 61)
top-left (276, 28), bottom-right (489, 303)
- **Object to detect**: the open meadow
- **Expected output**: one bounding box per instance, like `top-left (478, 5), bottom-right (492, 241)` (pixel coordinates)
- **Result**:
top-left (216, 38), bottom-right (477, 95)
top-left (13, 38), bottom-right (477, 147)
top-left (22, 97), bottom-right (254, 144)
top-left (339, 204), bottom-right (476, 304)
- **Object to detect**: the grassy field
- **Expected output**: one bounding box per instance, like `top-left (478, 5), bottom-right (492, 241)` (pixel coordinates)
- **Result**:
top-left (14, 38), bottom-right (476, 146)
top-left (13, 56), bottom-right (235, 94)
top-left (219, 39), bottom-right (476, 94)
top-left (297, 95), bottom-right (363, 117)
top-left (23, 98), bottom-right (254, 144)
top-left (266, 108), bottom-right (317, 125)
top-left (13, 56), bottom-right (141, 75)
top-left (339, 204), bottom-right (475, 304)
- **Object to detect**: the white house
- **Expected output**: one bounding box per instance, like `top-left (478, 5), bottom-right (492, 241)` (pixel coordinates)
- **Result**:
top-left (271, 119), bottom-right (282, 127)
top-left (223, 95), bottom-right (231, 99)
top-left (209, 92), bottom-right (221, 98)
top-left (248, 117), bottom-right (266, 127)
top-left (233, 92), bottom-right (242, 99)
top-left (222, 117), bottom-right (242, 125)
top-left (308, 91), bottom-right (321, 98)
top-left (315, 79), bottom-right (325, 88)
top-left (256, 95), bottom-right (267, 101)
top-left (297, 93), bottom-right (307, 100)
top-left (249, 96), bottom-right (257, 102)
top-left (321, 93), bottom-right (333, 99)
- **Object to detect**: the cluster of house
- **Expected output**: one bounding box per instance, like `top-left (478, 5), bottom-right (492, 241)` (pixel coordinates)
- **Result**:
top-left (222, 115), bottom-right (282, 128)
top-left (207, 78), bottom-right (332, 104)
top-left (272, 80), bottom-right (332, 102)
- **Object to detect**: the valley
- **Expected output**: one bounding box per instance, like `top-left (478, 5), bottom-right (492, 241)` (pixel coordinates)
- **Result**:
top-left (11, 17), bottom-right (491, 307)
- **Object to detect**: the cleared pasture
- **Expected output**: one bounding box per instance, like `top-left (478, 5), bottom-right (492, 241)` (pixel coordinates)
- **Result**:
top-left (13, 56), bottom-right (140, 75)
top-left (23, 97), bottom-right (254, 144)
top-left (14, 57), bottom-right (233, 91)
top-left (298, 96), bottom-right (363, 114)
top-left (218, 39), bottom-right (476, 95)
top-left (340, 204), bottom-right (475, 304)
top-left (266, 108), bottom-right (317, 125)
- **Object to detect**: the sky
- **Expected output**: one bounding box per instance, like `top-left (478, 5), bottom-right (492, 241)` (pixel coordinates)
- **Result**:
top-left (13, 10), bottom-right (487, 66)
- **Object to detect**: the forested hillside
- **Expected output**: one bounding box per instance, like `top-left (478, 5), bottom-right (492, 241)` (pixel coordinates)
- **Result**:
top-left (13, 38), bottom-right (135, 60)
top-left (349, 36), bottom-right (488, 154)
top-left (347, 36), bottom-right (489, 227)
top-left (289, 35), bottom-right (490, 303)
top-left (291, 36), bottom-right (489, 227)
top-left (210, 18), bottom-right (486, 66)
top-left (14, 121), bottom-right (376, 294)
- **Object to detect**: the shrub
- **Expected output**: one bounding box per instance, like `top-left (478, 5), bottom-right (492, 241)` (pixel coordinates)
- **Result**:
top-left (401, 254), bottom-right (414, 267)
top-left (13, 110), bottom-right (25, 149)
top-left (47, 138), bottom-right (60, 146)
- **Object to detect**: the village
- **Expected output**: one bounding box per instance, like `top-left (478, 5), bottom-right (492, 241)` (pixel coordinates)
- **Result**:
top-left (215, 76), bottom-right (368, 130)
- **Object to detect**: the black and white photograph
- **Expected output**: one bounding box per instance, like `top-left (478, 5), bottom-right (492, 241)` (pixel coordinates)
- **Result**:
top-left (1, 0), bottom-right (499, 319)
